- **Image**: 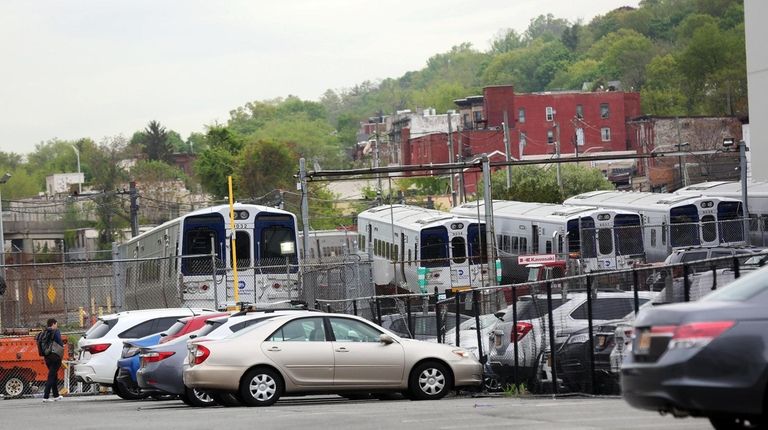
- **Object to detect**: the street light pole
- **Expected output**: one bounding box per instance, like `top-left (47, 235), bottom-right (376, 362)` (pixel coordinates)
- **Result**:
top-left (70, 144), bottom-right (82, 195)
top-left (0, 173), bottom-right (12, 270)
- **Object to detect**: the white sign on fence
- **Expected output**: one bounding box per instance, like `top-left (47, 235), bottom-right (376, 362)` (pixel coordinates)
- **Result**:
top-left (517, 254), bottom-right (559, 264)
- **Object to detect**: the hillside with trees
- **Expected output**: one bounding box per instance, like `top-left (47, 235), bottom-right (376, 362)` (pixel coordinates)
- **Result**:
top-left (0, 0), bottom-right (747, 244)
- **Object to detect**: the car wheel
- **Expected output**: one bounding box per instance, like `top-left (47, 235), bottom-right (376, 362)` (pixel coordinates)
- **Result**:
top-left (181, 385), bottom-right (216, 407)
top-left (239, 368), bottom-right (282, 407)
top-left (709, 416), bottom-right (764, 429)
top-left (2, 375), bottom-right (28, 398)
top-left (113, 377), bottom-right (145, 400)
top-left (210, 392), bottom-right (242, 407)
top-left (408, 361), bottom-right (452, 401)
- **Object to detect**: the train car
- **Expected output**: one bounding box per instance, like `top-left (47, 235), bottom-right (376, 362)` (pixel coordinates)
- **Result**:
top-left (116, 204), bottom-right (300, 310)
top-left (451, 201), bottom-right (645, 283)
top-left (300, 229), bottom-right (358, 263)
top-left (357, 205), bottom-right (490, 294)
top-left (677, 181), bottom-right (768, 245)
top-left (564, 191), bottom-right (745, 262)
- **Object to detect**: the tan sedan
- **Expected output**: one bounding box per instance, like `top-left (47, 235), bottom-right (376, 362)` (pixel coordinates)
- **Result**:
top-left (183, 313), bottom-right (482, 406)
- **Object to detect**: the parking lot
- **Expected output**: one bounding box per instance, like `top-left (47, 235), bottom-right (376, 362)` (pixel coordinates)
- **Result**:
top-left (1, 394), bottom-right (712, 429)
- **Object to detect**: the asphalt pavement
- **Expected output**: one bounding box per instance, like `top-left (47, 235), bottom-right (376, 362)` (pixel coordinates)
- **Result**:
top-left (0, 393), bottom-right (713, 430)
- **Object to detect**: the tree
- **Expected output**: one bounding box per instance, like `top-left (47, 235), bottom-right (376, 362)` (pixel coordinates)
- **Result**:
top-left (489, 28), bottom-right (523, 54)
top-left (194, 125), bottom-right (243, 198)
top-left (140, 120), bottom-right (173, 162)
top-left (641, 54), bottom-right (687, 115)
top-left (89, 136), bottom-right (130, 249)
top-left (489, 164), bottom-right (613, 203)
top-left (234, 140), bottom-right (294, 199)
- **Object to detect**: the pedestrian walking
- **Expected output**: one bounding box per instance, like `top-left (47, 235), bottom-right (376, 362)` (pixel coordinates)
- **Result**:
top-left (40, 318), bottom-right (65, 402)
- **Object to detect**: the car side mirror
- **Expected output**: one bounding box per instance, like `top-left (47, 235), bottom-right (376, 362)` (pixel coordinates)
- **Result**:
top-left (379, 334), bottom-right (394, 344)
top-left (189, 334), bottom-right (197, 339)
top-left (494, 312), bottom-right (505, 321)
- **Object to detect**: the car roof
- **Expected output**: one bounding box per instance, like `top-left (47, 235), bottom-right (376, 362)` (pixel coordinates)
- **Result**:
top-left (99, 308), bottom-right (214, 321)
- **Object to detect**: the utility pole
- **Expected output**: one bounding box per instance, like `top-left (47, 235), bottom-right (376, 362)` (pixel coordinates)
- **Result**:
top-left (676, 117), bottom-right (686, 188)
top-left (299, 158), bottom-right (310, 265)
top-left (374, 114), bottom-right (383, 201)
top-left (503, 110), bottom-right (512, 189)
top-left (739, 140), bottom-right (750, 244)
top-left (129, 181), bottom-right (139, 237)
top-left (481, 154), bottom-right (497, 285)
top-left (447, 112), bottom-right (456, 207)
top-left (554, 117), bottom-right (562, 191)
top-left (458, 126), bottom-right (466, 204)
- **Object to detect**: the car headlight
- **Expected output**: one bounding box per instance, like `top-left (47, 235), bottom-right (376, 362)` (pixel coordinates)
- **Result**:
top-left (452, 349), bottom-right (471, 359)
top-left (566, 333), bottom-right (590, 345)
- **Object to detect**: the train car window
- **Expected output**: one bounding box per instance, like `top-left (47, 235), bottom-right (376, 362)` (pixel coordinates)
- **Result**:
top-left (651, 229), bottom-right (657, 247)
top-left (360, 235), bottom-right (365, 252)
top-left (614, 214), bottom-right (644, 256)
top-left (451, 237), bottom-right (467, 264)
top-left (231, 231), bottom-right (251, 269)
top-left (580, 217), bottom-right (596, 258)
top-left (670, 205), bottom-right (700, 247)
top-left (520, 237), bottom-right (527, 253)
top-left (468, 224), bottom-right (488, 264)
top-left (717, 201), bottom-right (744, 243)
top-left (661, 222), bottom-right (667, 245)
top-left (182, 221), bottom-right (223, 275)
top-left (545, 240), bottom-right (552, 254)
top-left (701, 215), bottom-right (717, 242)
top-left (408, 249), bottom-right (412, 266)
top-left (511, 236), bottom-right (519, 253)
top-left (394, 244), bottom-right (399, 262)
top-left (421, 227), bottom-right (449, 268)
top-left (597, 228), bottom-right (613, 255)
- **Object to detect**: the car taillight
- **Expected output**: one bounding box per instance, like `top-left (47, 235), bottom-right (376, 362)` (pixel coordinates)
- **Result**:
top-left (511, 322), bottom-right (533, 343)
top-left (83, 343), bottom-right (111, 354)
top-left (141, 351), bottom-right (175, 366)
top-left (669, 321), bottom-right (735, 349)
top-left (193, 345), bottom-right (210, 365)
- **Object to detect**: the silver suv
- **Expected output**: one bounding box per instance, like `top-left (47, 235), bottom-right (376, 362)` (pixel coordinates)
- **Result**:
top-left (488, 291), bottom-right (657, 389)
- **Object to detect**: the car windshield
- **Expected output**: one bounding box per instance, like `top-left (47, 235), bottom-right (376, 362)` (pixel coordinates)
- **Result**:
top-left (503, 297), bottom-right (566, 322)
top-left (702, 266), bottom-right (768, 302)
top-left (196, 319), bottom-right (226, 337)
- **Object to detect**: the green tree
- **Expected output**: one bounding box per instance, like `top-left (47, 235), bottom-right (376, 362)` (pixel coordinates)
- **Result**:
top-left (641, 54), bottom-right (687, 115)
top-left (234, 140), bottom-right (294, 199)
top-left (141, 120), bottom-right (173, 162)
top-left (194, 125), bottom-right (244, 198)
top-left (89, 137), bottom-right (130, 249)
top-left (490, 164), bottom-right (613, 203)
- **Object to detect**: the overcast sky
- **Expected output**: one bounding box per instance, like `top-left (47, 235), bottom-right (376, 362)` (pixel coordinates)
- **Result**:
top-left (0, 0), bottom-right (638, 155)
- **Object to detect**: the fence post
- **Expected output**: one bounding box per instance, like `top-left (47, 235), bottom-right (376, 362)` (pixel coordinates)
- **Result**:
top-left (326, 303), bottom-right (332, 314)
top-left (434, 287), bottom-right (441, 343)
top-left (733, 256), bottom-right (741, 279)
top-left (472, 289), bottom-right (484, 364)
top-left (406, 297), bottom-right (412, 337)
top-left (683, 264), bottom-right (691, 302)
top-left (546, 281), bottom-right (558, 395)
top-left (455, 292), bottom-right (461, 347)
top-left (632, 270), bottom-right (640, 315)
top-left (512, 286), bottom-right (519, 388)
top-left (62, 264), bottom-right (68, 325)
top-left (352, 299), bottom-right (358, 316)
top-left (586, 275), bottom-right (596, 395)
top-left (375, 297), bottom-right (382, 326)
top-left (711, 263), bottom-right (718, 291)
top-left (314, 299), bottom-right (319, 310)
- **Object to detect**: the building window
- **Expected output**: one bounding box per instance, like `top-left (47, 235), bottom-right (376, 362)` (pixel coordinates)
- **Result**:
top-left (518, 108), bottom-right (526, 124)
top-left (575, 128), bottom-right (584, 146)
top-left (463, 113), bottom-right (471, 129)
top-left (473, 110), bottom-right (483, 122)
top-left (547, 130), bottom-right (554, 144)
top-left (601, 127), bottom-right (611, 141)
top-left (576, 104), bottom-right (584, 119)
top-left (519, 132), bottom-right (527, 152)
top-left (546, 106), bottom-right (554, 122)
top-left (600, 103), bottom-right (609, 119)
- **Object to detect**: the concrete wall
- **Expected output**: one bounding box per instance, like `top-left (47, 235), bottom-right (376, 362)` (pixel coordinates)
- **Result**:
top-left (745, 1), bottom-right (768, 181)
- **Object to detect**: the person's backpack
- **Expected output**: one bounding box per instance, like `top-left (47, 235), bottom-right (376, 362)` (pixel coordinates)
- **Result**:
top-left (36, 329), bottom-right (53, 357)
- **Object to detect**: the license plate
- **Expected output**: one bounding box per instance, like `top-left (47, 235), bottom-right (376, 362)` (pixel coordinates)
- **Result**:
top-left (635, 330), bottom-right (651, 354)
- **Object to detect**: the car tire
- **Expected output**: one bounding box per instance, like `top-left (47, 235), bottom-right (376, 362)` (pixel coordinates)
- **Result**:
top-left (1, 375), bottom-right (28, 398)
top-left (113, 376), bottom-right (145, 400)
top-left (408, 361), bottom-right (452, 401)
top-left (181, 385), bottom-right (216, 407)
top-left (709, 416), bottom-right (764, 429)
top-left (211, 392), bottom-right (243, 407)
top-left (239, 368), bottom-right (282, 407)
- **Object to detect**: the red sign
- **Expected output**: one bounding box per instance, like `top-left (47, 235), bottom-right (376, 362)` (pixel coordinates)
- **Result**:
top-left (517, 254), bottom-right (558, 264)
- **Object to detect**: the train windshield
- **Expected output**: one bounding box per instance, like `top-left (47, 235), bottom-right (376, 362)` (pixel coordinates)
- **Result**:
top-left (718, 201), bottom-right (744, 243)
top-left (421, 227), bottom-right (449, 268)
top-left (580, 217), bottom-right (597, 258)
top-left (255, 214), bottom-right (298, 273)
top-left (566, 220), bottom-right (580, 254)
top-left (614, 214), bottom-right (644, 256)
top-left (182, 214), bottom-right (225, 275)
top-left (468, 223), bottom-right (488, 264)
top-left (670, 204), bottom-right (700, 247)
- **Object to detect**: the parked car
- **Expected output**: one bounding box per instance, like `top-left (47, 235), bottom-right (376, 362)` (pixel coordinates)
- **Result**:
top-left (73, 308), bottom-right (213, 397)
top-left (622, 264), bottom-right (768, 429)
top-left (424, 314), bottom-right (499, 360)
top-left (488, 291), bottom-right (656, 391)
top-left (137, 308), bottom-right (318, 407)
top-left (379, 312), bottom-right (472, 340)
top-left (556, 320), bottom-right (626, 394)
top-left (115, 312), bottom-right (227, 399)
top-left (663, 245), bottom-right (767, 268)
top-left (183, 313), bottom-right (482, 406)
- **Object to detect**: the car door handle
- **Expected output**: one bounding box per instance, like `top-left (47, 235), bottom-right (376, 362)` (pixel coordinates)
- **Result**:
top-left (335, 347), bottom-right (349, 352)
top-left (267, 346), bottom-right (281, 352)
